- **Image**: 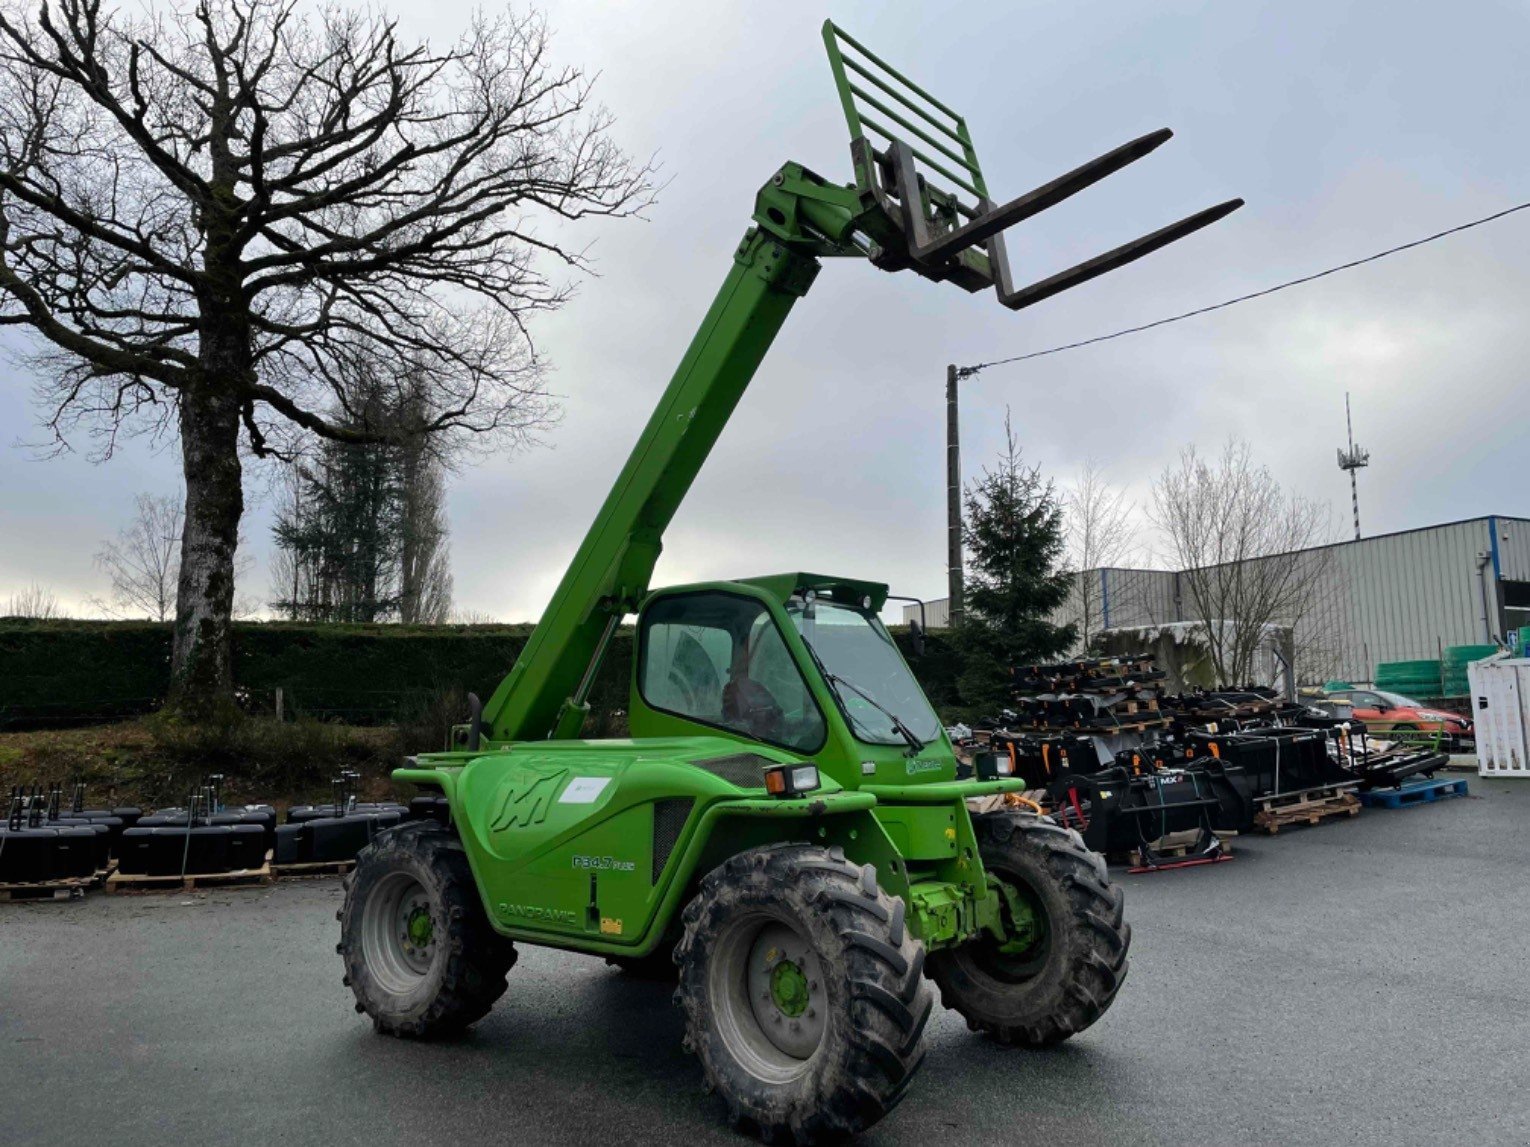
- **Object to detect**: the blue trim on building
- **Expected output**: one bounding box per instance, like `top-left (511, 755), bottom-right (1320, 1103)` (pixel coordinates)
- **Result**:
top-left (1100, 569), bottom-right (1111, 630)
top-left (1488, 515), bottom-right (1502, 580)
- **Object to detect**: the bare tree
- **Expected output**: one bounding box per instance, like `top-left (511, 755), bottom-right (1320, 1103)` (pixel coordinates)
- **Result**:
top-left (5, 581), bottom-right (63, 617)
top-left (1064, 458), bottom-right (1139, 650)
top-left (0, 0), bottom-right (653, 712)
top-left (1150, 439), bottom-right (1334, 686)
top-left (94, 492), bottom-right (181, 620)
top-left (398, 441), bottom-right (452, 624)
top-left (451, 607), bottom-right (500, 626)
top-left (95, 491), bottom-right (257, 620)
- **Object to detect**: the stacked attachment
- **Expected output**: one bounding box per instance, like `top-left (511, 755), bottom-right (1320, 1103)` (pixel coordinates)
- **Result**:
top-left (953, 650), bottom-right (1469, 861)
top-left (1002, 656), bottom-right (1169, 733)
top-left (273, 771), bottom-right (407, 871)
top-left (0, 785), bottom-right (99, 885)
top-left (112, 777), bottom-right (273, 887)
top-left (821, 20), bottom-right (1242, 309)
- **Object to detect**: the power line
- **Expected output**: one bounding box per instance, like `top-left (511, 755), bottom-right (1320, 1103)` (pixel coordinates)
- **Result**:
top-left (958, 197), bottom-right (1530, 376)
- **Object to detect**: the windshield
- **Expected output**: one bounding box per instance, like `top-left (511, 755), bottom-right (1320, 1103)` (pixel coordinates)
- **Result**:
top-left (786, 599), bottom-right (941, 748)
top-left (1376, 691), bottom-right (1421, 708)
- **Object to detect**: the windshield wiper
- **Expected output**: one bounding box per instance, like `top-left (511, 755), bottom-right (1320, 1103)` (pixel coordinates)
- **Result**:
top-left (798, 635), bottom-right (926, 755)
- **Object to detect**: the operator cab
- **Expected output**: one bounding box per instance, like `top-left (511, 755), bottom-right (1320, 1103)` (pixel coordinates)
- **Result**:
top-left (631, 573), bottom-right (943, 765)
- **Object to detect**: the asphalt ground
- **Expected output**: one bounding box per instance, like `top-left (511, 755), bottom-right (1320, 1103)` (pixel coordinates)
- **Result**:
top-left (2, 776), bottom-right (1527, 1147)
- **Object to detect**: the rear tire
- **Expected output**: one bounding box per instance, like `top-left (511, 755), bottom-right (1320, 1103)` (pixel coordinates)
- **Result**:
top-left (338, 821), bottom-right (516, 1038)
top-left (928, 812), bottom-right (1129, 1047)
top-left (676, 844), bottom-right (931, 1144)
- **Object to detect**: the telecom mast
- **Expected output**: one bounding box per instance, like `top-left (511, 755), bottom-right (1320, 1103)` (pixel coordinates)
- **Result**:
top-left (1336, 392), bottom-right (1370, 540)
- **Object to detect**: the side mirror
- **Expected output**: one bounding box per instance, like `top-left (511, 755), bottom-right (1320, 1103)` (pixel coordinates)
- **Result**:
top-left (885, 595), bottom-right (928, 655)
top-left (1374, 701), bottom-right (1390, 713)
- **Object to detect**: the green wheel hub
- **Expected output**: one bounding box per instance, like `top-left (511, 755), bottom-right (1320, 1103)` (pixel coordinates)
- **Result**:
top-left (406, 906), bottom-right (434, 949)
top-left (997, 882), bottom-right (1045, 959)
top-left (974, 871), bottom-right (1052, 982)
top-left (768, 957), bottom-right (810, 1018)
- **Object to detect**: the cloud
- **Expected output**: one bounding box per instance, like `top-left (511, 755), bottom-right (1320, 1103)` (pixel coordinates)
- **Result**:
top-left (2, 0), bottom-right (1527, 622)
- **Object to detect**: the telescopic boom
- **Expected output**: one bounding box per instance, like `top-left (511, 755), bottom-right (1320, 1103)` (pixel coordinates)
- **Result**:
top-left (477, 22), bottom-right (1241, 745)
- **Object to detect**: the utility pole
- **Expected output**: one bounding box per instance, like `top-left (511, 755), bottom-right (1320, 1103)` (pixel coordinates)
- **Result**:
top-left (1335, 392), bottom-right (1370, 541)
top-left (946, 364), bottom-right (964, 626)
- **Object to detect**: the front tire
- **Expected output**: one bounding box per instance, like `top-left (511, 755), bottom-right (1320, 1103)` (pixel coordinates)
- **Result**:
top-left (676, 844), bottom-right (932, 1144)
top-left (338, 821), bottom-right (517, 1038)
top-left (928, 812), bottom-right (1130, 1047)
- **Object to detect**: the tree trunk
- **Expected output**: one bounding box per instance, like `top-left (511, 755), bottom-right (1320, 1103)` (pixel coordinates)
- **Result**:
top-left (170, 377), bottom-right (244, 715)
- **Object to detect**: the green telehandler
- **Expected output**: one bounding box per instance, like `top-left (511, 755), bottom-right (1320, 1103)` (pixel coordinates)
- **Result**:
top-left (338, 22), bottom-right (1241, 1142)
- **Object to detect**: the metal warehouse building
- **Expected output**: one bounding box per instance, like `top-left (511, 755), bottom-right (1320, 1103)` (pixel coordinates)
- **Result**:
top-left (906, 515), bottom-right (1530, 687)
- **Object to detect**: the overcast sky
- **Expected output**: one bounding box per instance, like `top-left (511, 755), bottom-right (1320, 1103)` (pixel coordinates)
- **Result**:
top-left (2, 0), bottom-right (1527, 621)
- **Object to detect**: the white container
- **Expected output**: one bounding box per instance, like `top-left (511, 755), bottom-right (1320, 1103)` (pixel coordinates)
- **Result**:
top-left (1467, 653), bottom-right (1530, 776)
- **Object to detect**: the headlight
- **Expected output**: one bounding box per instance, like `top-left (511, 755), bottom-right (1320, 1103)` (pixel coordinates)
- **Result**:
top-left (763, 763), bottom-right (821, 797)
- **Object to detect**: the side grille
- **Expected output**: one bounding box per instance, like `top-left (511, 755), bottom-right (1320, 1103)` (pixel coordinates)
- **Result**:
top-left (691, 752), bottom-right (775, 790)
top-left (652, 798), bottom-right (694, 884)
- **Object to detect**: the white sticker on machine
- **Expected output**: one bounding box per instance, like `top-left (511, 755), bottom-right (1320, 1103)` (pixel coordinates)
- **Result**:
top-left (559, 776), bottom-right (613, 804)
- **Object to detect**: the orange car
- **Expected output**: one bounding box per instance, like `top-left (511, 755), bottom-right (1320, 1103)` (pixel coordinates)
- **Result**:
top-left (1324, 688), bottom-right (1474, 751)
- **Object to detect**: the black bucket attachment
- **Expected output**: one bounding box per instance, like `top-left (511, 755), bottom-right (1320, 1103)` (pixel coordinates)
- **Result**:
top-left (1049, 766), bottom-right (1223, 856)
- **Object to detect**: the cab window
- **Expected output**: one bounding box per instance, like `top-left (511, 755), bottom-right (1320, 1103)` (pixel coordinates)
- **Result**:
top-left (639, 592), bottom-right (825, 754)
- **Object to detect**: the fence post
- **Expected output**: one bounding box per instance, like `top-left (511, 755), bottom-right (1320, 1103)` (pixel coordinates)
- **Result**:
top-left (275, 687), bottom-right (284, 723)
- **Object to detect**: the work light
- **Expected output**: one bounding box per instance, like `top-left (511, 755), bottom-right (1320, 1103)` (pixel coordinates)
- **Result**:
top-left (763, 764), bottom-right (821, 797)
top-left (975, 752), bottom-right (1016, 781)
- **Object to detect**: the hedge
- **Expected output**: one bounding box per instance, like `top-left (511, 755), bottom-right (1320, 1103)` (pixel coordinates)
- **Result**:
top-left (0, 619), bottom-right (963, 730)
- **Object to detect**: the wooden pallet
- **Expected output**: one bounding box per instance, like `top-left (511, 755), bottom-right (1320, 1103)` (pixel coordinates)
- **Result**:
top-left (1260, 782), bottom-right (1358, 808)
top-left (1358, 777), bottom-right (1469, 810)
top-left (271, 858), bottom-right (356, 880)
top-left (1254, 791), bottom-right (1360, 834)
top-left (106, 862), bottom-right (273, 893)
top-left (0, 875), bottom-right (94, 902)
top-left (1108, 829), bottom-right (1234, 869)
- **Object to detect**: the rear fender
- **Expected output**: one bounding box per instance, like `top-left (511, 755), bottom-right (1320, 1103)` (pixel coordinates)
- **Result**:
top-left (393, 754), bottom-right (879, 958)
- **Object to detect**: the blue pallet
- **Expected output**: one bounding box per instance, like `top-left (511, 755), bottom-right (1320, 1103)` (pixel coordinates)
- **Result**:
top-left (1358, 777), bottom-right (1469, 810)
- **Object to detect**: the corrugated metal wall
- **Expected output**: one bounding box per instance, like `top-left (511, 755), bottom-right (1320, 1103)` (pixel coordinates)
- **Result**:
top-left (1051, 568), bottom-right (1180, 651)
top-left (1493, 517), bottom-right (1530, 581)
top-left (1305, 518), bottom-right (1498, 684)
top-left (908, 517), bottom-right (1530, 688)
top-left (901, 598), bottom-right (951, 628)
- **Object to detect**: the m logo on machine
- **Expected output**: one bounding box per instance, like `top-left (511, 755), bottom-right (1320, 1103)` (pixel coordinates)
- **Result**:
top-left (489, 767), bottom-right (569, 831)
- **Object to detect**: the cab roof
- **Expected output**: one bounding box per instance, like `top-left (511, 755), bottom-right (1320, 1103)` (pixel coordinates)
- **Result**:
top-left (736, 572), bottom-right (889, 611)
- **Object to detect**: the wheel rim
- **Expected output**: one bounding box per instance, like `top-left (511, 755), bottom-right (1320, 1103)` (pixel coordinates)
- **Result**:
top-left (972, 866), bottom-right (1053, 983)
top-left (360, 872), bottom-right (438, 995)
top-left (711, 916), bottom-right (827, 1079)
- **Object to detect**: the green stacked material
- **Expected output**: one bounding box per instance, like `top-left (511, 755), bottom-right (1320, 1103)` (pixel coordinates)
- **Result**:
top-left (1323, 679), bottom-right (1354, 692)
top-left (1519, 627), bottom-right (1530, 657)
top-left (1442, 644), bottom-right (1499, 696)
top-left (1375, 659), bottom-right (1442, 697)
